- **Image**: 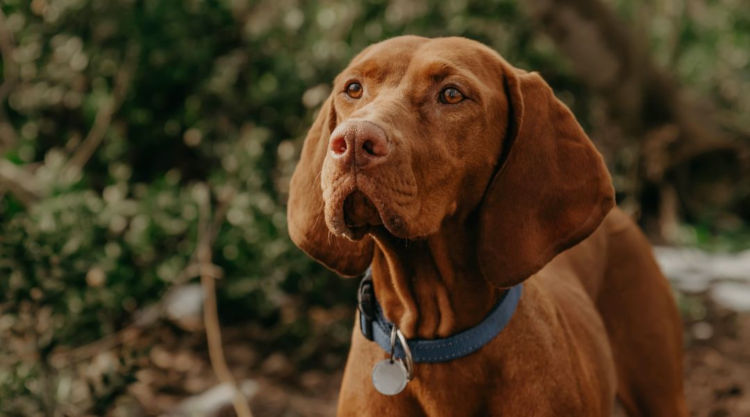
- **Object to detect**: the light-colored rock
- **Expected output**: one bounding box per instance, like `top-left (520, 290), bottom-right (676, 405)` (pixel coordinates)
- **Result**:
top-left (654, 246), bottom-right (750, 310)
top-left (163, 284), bottom-right (204, 331)
top-left (711, 282), bottom-right (750, 312)
top-left (164, 380), bottom-right (258, 417)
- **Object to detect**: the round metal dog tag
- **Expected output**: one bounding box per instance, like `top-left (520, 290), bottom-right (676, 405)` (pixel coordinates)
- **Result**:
top-left (372, 359), bottom-right (409, 395)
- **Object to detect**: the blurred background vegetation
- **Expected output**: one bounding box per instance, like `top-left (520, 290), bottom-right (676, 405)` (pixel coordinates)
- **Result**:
top-left (0, 0), bottom-right (748, 416)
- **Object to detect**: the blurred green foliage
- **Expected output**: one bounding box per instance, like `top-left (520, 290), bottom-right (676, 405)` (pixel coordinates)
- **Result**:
top-left (0, 0), bottom-right (747, 415)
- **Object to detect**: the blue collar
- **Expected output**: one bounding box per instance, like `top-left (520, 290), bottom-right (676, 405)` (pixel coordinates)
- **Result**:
top-left (357, 271), bottom-right (522, 363)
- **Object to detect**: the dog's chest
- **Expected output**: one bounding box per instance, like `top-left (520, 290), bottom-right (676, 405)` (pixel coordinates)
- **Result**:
top-left (337, 301), bottom-right (615, 417)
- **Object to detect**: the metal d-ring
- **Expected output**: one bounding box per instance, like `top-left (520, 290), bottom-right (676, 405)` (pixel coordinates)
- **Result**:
top-left (389, 325), bottom-right (414, 380)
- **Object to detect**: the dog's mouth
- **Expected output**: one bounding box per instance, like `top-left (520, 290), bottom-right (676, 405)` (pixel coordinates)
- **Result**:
top-left (328, 185), bottom-right (408, 241)
top-left (342, 190), bottom-right (383, 239)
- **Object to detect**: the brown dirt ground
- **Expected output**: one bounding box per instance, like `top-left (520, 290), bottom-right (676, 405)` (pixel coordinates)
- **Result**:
top-left (129, 296), bottom-right (750, 417)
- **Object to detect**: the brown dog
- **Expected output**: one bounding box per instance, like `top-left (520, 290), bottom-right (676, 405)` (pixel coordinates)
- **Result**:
top-left (287, 36), bottom-right (687, 417)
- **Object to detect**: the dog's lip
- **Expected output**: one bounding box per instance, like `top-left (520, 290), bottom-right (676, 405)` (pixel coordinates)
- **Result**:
top-left (340, 190), bottom-right (379, 239)
top-left (331, 184), bottom-right (407, 240)
top-left (343, 190), bottom-right (382, 228)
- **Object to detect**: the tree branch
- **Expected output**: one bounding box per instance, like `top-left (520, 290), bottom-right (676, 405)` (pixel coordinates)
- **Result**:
top-left (0, 39), bottom-right (138, 207)
top-left (0, 8), bottom-right (20, 152)
top-left (64, 44), bottom-right (138, 177)
top-left (0, 159), bottom-right (41, 207)
top-left (195, 184), bottom-right (253, 417)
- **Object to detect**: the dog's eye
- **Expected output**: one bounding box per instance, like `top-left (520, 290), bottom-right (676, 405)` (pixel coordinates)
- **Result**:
top-left (439, 87), bottom-right (464, 104)
top-left (346, 82), bottom-right (363, 99)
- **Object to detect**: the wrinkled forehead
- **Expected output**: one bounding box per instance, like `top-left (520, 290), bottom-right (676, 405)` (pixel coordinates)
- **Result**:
top-left (339, 36), bottom-right (505, 87)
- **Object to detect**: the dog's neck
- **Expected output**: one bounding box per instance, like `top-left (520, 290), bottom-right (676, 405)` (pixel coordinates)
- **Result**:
top-left (369, 220), bottom-right (503, 339)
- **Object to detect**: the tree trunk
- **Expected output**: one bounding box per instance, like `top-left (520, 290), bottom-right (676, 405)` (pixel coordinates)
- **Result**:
top-left (521, 0), bottom-right (749, 235)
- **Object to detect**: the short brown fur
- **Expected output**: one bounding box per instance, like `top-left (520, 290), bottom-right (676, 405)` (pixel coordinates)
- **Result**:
top-left (287, 36), bottom-right (687, 417)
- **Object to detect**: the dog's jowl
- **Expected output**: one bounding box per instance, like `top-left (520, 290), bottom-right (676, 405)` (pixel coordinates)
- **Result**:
top-left (288, 36), bottom-right (688, 417)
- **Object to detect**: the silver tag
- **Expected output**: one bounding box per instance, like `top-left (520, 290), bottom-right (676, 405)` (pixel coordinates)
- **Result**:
top-left (372, 358), bottom-right (409, 395)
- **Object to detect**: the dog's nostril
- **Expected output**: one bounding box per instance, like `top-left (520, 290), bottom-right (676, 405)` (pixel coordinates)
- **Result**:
top-left (362, 138), bottom-right (388, 157)
top-left (362, 139), bottom-right (376, 156)
top-left (331, 137), bottom-right (347, 155)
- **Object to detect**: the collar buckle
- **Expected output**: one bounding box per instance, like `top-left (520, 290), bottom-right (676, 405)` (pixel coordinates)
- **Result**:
top-left (389, 325), bottom-right (414, 380)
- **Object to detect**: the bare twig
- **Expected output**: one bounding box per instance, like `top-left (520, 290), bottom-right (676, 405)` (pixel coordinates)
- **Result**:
top-left (0, 9), bottom-right (18, 104)
top-left (196, 184), bottom-right (253, 417)
top-left (60, 186), bottom-right (238, 364)
top-left (60, 324), bottom-right (143, 364)
top-left (0, 159), bottom-right (41, 206)
top-left (0, 40), bottom-right (138, 206)
top-left (173, 186), bottom-right (235, 284)
top-left (0, 8), bottom-right (20, 152)
top-left (64, 44), bottom-right (139, 176)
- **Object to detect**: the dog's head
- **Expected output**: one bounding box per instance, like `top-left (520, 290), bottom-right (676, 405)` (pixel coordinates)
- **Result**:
top-left (287, 36), bottom-right (613, 286)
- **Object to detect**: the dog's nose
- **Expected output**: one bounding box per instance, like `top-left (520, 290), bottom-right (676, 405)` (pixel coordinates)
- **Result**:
top-left (329, 121), bottom-right (390, 168)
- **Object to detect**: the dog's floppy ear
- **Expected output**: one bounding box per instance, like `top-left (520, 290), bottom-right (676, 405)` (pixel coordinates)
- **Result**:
top-left (478, 67), bottom-right (614, 287)
top-left (287, 96), bottom-right (374, 277)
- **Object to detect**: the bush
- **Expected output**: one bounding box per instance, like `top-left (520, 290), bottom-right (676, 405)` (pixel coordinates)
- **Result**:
top-left (1, 0), bottom-right (747, 414)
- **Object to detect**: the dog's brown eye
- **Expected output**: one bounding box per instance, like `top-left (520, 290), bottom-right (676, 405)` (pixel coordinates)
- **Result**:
top-left (439, 87), bottom-right (464, 104)
top-left (346, 82), bottom-right (363, 99)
